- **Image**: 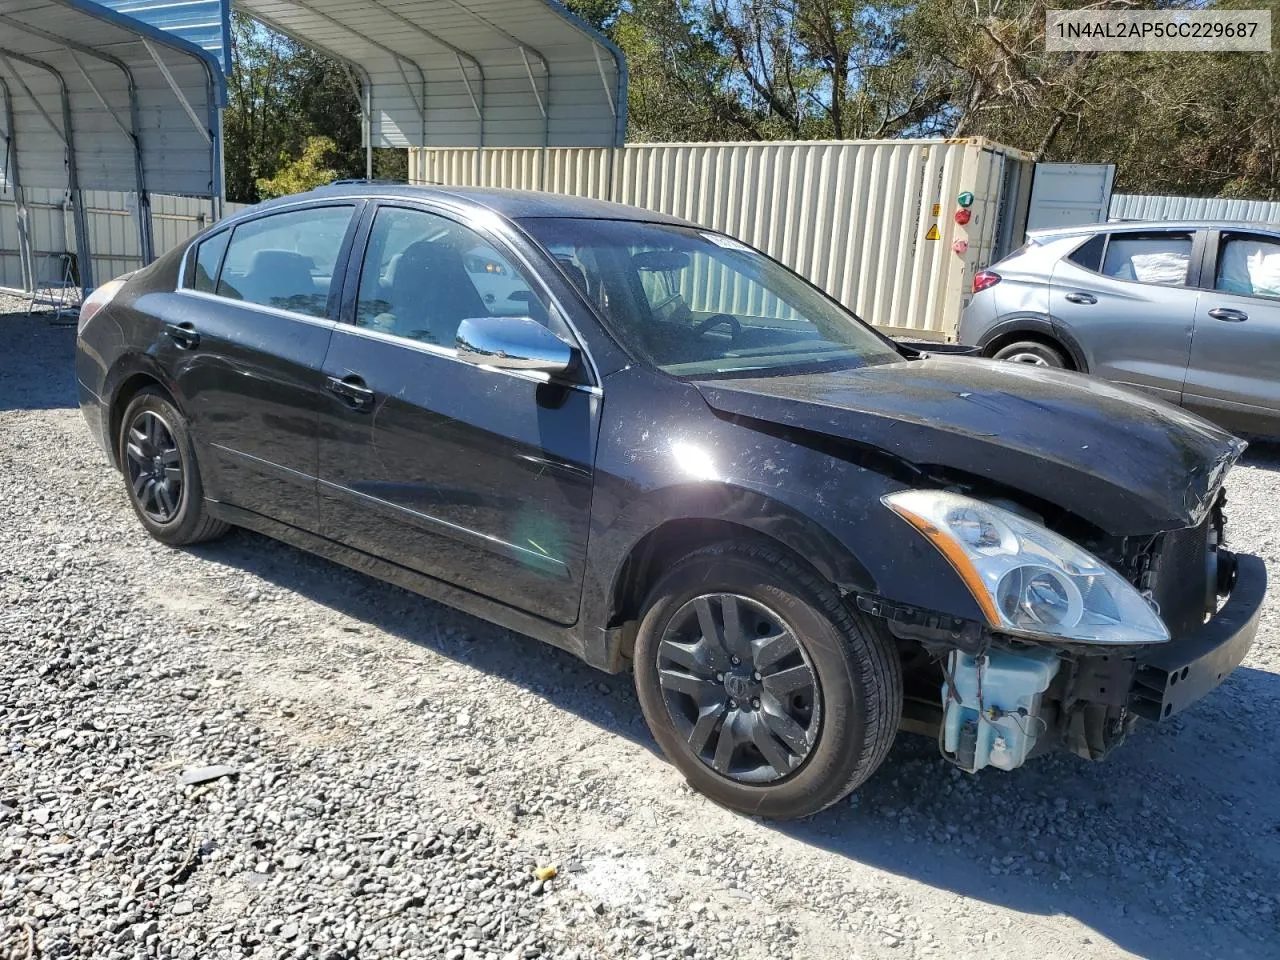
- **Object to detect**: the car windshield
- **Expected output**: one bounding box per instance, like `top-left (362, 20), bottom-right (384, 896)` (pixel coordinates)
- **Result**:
top-left (518, 217), bottom-right (902, 377)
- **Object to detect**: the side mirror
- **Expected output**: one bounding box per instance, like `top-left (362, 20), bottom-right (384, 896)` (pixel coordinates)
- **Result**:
top-left (455, 316), bottom-right (578, 377)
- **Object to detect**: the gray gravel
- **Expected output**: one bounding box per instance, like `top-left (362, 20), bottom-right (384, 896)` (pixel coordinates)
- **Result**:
top-left (2, 300), bottom-right (1279, 960)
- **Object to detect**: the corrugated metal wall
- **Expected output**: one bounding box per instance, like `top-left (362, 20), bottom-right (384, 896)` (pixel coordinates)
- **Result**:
top-left (412, 138), bottom-right (1031, 339)
top-left (0, 187), bottom-right (247, 291)
top-left (1110, 193), bottom-right (1280, 223)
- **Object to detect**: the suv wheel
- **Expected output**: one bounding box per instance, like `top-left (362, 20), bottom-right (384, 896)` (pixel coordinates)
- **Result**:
top-left (118, 388), bottom-right (229, 545)
top-left (992, 340), bottom-right (1068, 368)
top-left (633, 541), bottom-right (902, 819)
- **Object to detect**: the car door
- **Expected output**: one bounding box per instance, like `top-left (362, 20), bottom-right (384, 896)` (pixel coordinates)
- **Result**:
top-left (167, 202), bottom-right (361, 530)
top-left (1049, 228), bottom-right (1201, 404)
top-left (1183, 229), bottom-right (1280, 434)
top-left (316, 202), bottom-right (600, 625)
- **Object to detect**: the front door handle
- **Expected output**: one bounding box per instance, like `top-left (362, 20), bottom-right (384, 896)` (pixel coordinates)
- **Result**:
top-left (165, 322), bottom-right (200, 349)
top-left (326, 375), bottom-right (375, 410)
top-left (1064, 292), bottom-right (1097, 305)
top-left (1208, 307), bottom-right (1248, 323)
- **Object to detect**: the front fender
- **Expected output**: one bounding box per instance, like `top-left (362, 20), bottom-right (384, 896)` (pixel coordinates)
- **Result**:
top-left (578, 367), bottom-right (989, 668)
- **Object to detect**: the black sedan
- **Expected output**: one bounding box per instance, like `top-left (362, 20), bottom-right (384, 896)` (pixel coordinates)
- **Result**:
top-left (76, 185), bottom-right (1266, 819)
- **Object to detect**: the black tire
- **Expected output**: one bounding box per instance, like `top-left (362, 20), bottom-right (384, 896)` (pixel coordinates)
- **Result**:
top-left (117, 388), bottom-right (229, 545)
top-left (633, 541), bottom-right (902, 820)
top-left (991, 339), bottom-right (1068, 368)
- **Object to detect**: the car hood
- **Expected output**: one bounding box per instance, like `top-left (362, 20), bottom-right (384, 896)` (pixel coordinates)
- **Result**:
top-left (693, 356), bottom-right (1245, 536)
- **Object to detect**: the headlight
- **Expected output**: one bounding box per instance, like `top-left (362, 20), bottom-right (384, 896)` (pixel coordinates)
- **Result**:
top-left (883, 490), bottom-right (1169, 645)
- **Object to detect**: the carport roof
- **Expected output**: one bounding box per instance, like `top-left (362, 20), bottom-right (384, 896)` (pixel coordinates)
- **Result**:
top-left (236, 0), bottom-right (627, 150)
top-left (0, 0), bottom-right (224, 197)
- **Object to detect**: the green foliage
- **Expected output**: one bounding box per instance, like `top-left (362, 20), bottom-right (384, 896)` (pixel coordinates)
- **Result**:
top-left (256, 136), bottom-right (340, 199)
top-left (228, 2), bottom-right (1280, 202)
top-left (222, 13), bottom-right (402, 203)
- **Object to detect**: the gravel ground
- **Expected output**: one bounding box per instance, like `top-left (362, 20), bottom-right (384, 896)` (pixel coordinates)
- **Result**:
top-left (2, 294), bottom-right (1279, 960)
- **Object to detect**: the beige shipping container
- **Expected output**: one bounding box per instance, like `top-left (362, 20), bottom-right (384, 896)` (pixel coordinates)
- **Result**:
top-left (410, 138), bottom-right (1033, 341)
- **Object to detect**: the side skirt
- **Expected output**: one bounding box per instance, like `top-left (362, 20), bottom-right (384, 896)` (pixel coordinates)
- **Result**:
top-left (205, 500), bottom-right (602, 668)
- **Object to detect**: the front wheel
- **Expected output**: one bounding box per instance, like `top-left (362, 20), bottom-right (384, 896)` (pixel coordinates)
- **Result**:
top-left (633, 541), bottom-right (902, 819)
top-left (118, 388), bottom-right (229, 545)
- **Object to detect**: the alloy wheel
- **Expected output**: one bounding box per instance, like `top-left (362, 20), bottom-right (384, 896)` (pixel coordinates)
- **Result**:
top-left (1005, 351), bottom-right (1049, 366)
top-left (656, 593), bottom-right (821, 784)
top-left (124, 410), bottom-right (184, 523)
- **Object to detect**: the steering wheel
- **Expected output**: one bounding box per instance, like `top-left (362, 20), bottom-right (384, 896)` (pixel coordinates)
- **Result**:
top-left (693, 313), bottom-right (741, 340)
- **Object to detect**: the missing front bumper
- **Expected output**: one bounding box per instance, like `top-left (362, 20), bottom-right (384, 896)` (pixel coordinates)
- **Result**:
top-left (1130, 553), bottom-right (1266, 721)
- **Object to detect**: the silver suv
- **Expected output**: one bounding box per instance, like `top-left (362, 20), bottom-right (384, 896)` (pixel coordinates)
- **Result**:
top-left (959, 221), bottom-right (1280, 437)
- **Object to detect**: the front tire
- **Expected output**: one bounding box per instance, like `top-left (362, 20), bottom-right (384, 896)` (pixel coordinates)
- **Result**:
top-left (633, 541), bottom-right (902, 819)
top-left (117, 388), bottom-right (229, 545)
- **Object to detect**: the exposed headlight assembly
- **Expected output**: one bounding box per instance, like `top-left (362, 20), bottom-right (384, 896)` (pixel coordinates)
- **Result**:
top-left (883, 490), bottom-right (1169, 645)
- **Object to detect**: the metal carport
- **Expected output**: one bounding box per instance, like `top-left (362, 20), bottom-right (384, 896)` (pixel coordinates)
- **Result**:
top-left (236, 0), bottom-right (627, 172)
top-left (0, 0), bottom-right (224, 294)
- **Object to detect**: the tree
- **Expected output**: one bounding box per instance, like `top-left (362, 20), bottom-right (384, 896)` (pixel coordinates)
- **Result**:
top-left (222, 13), bottom-right (405, 203)
top-left (226, 1), bottom-right (1280, 202)
top-left (256, 136), bottom-right (340, 199)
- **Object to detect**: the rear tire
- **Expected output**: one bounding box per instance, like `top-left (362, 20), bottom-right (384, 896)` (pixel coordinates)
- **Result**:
top-left (991, 339), bottom-right (1068, 368)
top-left (117, 388), bottom-right (229, 546)
top-left (633, 540), bottom-right (901, 820)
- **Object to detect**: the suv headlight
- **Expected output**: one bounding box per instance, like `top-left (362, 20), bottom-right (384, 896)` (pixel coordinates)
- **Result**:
top-left (883, 490), bottom-right (1169, 645)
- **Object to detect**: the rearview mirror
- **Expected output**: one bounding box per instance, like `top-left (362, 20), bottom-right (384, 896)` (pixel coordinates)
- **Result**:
top-left (455, 316), bottom-right (578, 377)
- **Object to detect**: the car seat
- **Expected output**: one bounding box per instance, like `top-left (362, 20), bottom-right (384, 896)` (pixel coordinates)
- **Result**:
top-left (386, 241), bottom-right (489, 346)
top-left (236, 250), bottom-right (318, 311)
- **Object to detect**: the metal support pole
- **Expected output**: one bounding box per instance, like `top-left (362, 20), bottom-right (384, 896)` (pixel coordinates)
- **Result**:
top-left (0, 47), bottom-right (92, 292)
top-left (0, 75), bottom-right (32, 292)
top-left (56, 67), bottom-right (92, 293)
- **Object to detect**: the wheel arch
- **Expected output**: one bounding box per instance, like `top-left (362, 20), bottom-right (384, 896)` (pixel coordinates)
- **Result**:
top-left (978, 315), bottom-right (1087, 372)
top-left (104, 358), bottom-right (184, 469)
top-left (596, 489), bottom-right (880, 661)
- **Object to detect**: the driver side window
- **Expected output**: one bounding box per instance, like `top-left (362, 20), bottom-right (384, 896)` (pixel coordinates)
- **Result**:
top-left (354, 206), bottom-right (568, 347)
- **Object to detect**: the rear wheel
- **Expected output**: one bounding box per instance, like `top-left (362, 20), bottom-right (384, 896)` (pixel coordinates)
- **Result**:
top-left (992, 339), bottom-right (1068, 368)
top-left (118, 389), bottom-right (228, 545)
top-left (633, 541), bottom-right (901, 819)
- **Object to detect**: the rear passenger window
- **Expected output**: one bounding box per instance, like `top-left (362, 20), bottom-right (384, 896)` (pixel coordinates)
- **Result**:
top-left (1215, 234), bottom-right (1280, 298)
top-left (215, 206), bottom-right (354, 317)
top-left (1066, 234), bottom-right (1106, 272)
top-left (1101, 233), bottom-right (1193, 286)
top-left (191, 230), bottom-right (229, 293)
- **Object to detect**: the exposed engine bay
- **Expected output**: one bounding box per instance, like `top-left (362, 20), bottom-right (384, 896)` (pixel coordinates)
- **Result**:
top-left (864, 488), bottom-right (1257, 774)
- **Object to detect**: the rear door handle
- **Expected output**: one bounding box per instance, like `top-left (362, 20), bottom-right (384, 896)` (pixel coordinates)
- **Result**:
top-left (1064, 292), bottom-right (1097, 305)
top-left (1208, 307), bottom-right (1248, 323)
top-left (326, 375), bottom-right (375, 410)
top-left (165, 322), bottom-right (200, 349)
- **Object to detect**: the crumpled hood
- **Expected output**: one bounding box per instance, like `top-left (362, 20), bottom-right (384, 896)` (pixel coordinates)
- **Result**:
top-left (694, 356), bottom-right (1245, 536)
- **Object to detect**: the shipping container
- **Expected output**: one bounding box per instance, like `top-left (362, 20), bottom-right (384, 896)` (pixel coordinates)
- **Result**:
top-left (411, 138), bottom-right (1033, 340)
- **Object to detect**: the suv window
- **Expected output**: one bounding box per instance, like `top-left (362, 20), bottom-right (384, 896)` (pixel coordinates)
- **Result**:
top-left (1066, 234), bottom-right (1106, 272)
top-left (191, 229), bottom-right (230, 293)
top-left (354, 206), bottom-right (567, 347)
top-left (215, 206), bottom-right (354, 317)
top-left (1215, 234), bottom-right (1280, 298)
top-left (1101, 232), bottom-right (1193, 286)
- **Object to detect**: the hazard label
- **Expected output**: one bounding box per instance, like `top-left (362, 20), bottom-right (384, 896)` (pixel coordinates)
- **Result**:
top-left (925, 223), bottom-right (940, 241)
top-left (931, 203), bottom-right (940, 217)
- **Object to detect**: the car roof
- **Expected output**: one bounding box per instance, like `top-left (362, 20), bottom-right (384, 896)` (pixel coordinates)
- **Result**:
top-left (239, 183), bottom-right (695, 227)
top-left (1029, 219), bottom-right (1280, 240)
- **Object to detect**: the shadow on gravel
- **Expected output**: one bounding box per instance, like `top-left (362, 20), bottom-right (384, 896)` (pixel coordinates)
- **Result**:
top-left (8, 307), bottom-right (1275, 957)
top-left (191, 526), bottom-right (1280, 960)
top-left (1242, 439), bottom-right (1280, 472)
top-left (0, 311), bottom-right (78, 411)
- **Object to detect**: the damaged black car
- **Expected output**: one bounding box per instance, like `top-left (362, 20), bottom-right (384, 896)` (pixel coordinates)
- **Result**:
top-left (75, 186), bottom-right (1267, 819)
